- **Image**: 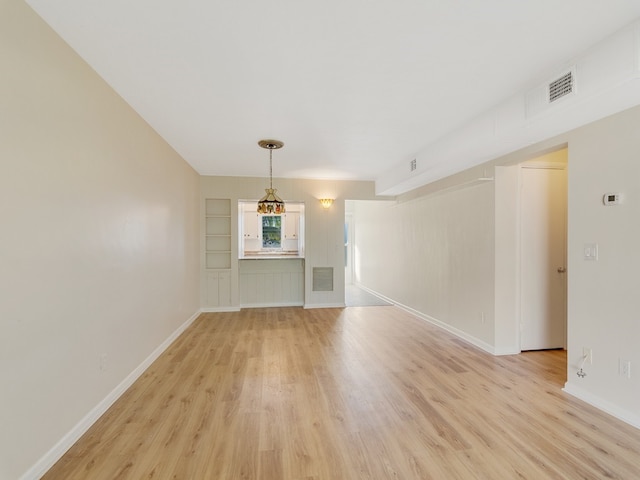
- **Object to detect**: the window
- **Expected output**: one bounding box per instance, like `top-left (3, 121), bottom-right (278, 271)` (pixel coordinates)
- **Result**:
top-left (262, 215), bottom-right (282, 249)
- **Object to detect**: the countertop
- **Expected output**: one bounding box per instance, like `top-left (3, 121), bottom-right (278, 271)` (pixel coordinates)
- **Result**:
top-left (240, 252), bottom-right (304, 260)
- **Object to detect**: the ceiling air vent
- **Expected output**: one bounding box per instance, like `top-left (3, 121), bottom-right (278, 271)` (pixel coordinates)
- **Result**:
top-left (410, 159), bottom-right (417, 172)
top-left (526, 66), bottom-right (577, 118)
top-left (549, 71), bottom-right (574, 103)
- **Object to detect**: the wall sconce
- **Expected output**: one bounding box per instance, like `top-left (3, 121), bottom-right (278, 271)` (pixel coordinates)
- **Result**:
top-left (319, 198), bottom-right (334, 209)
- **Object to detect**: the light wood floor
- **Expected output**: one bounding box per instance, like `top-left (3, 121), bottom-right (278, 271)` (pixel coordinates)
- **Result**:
top-left (43, 307), bottom-right (640, 479)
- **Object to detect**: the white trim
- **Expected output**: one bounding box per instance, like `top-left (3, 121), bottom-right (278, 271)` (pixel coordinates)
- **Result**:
top-left (344, 212), bottom-right (354, 286)
top-left (359, 284), bottom-right (499, 355)
top-left (21, 309), bottom-right (202, 480)
top-left (355, 283), bottom-right (395, 304)
top-left (520, 162), bottom-right (567, 170)
top-left (201, 306), bottom-right (241, 313)
top-left (393, 301), bottom-right (496, 355)
top-left (241, 302), bottom-right (304, 309)
top-left (303, 303), bottom-right (346, 309)
top-left (493, 346), bottom-right (521, 356)
top-left (517, 161), bottom-right (568, 351)
top-left (562, 383), bottom-right (640, 430)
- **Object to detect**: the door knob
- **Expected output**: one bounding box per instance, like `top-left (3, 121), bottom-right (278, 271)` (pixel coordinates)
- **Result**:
top-left (557, 267), bottom-right (566, 273)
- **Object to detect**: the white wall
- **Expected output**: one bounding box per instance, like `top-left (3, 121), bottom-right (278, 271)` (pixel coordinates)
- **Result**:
top-left (494, 164), bottom-right (521, 354)
top-left (0, 1), bottom-right (201, 478)
top-left (353, 176), bottom-right (496, 351)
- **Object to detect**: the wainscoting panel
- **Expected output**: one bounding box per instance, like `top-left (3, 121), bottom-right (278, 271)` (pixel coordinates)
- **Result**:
top-left (239, 259), bottom-right (304, 307)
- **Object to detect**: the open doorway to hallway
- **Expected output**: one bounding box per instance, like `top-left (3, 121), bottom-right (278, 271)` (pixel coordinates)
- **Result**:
top-left (345, 207), bottom-right (353, 286)
top-left (344, 200), bottom-right (391, 307)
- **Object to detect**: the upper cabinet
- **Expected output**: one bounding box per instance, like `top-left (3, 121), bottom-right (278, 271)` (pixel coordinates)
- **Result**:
top-left (284, 212), bottom-right (299, 240)
top-left (243, 212), bottom-right (260, 239)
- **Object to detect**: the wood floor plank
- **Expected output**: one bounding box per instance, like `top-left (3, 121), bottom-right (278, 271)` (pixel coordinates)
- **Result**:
top-left (42, 306), bottom-right (640, 479)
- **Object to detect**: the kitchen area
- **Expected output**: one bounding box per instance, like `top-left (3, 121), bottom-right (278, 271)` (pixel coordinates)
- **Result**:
top-left (200, 175), bottom-right (376, 312)
top-left (238, 201), bottom-right (305, 307)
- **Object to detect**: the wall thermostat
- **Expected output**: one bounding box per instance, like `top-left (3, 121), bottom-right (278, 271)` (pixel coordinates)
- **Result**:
top-left (603, 193), bottom-right (621, 206)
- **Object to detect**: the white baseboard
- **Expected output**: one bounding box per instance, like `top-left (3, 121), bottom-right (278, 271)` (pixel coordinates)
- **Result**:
top-left (493, 346), bottom-right (522, 356)
top-left (201, 306), bottom-right (241, 313)
top-left (241, 302), bottom-right (304, 308)
top-left (21, 309), bottom-right (202, 480)
top-left (394, 301), bottom-right (495, 354)
top-left (303, 303), bottom-right (346, 309)
top-left (360, 286), bottom-right (639, 431)
top-left (354, 283), bottom-right (395, 305)
top-left (355, 285), bottom-right (518, 356)
top-left (562, 382), bottom-right (640, 430)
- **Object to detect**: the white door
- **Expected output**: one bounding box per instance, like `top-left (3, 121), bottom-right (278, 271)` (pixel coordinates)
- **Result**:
top-left (520, 166), bottom-right (567, 350)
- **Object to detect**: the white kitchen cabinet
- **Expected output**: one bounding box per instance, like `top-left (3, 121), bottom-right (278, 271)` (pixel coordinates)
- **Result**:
top-left (205, 270), bottom-right (231, 307)
top-left (243, 212), bottom-right (260, 239)
top-left (284, 212), bottom-right (299, 240)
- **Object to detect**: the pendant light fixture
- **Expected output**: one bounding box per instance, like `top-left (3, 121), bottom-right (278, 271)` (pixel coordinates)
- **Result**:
top-left (257, 139), bottom-right (286, 214)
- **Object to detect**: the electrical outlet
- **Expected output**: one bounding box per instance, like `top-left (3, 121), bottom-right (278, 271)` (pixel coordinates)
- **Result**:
top-left (583, 347), bottom-right (593, 364)
top-left (619, 359), bottom-right (631, 379)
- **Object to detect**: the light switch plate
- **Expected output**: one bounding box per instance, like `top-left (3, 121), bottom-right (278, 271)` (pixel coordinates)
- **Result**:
top-left (584, 243), bottom-right (598, 260)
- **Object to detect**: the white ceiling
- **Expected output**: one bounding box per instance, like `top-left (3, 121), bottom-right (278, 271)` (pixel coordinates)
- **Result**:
top-left (25, 0), bottom-right (640, 193)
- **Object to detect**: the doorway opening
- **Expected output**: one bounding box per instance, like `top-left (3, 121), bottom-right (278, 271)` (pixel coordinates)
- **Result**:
top-left (344, 200), bottom-right (391, 307)
top-left (518, 149), bottom-right (568, 352)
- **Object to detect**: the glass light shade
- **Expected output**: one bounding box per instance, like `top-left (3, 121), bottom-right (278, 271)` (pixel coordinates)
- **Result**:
top-left (319, 198), bottom-right (334, 209)
top-left (257, 188), bottom-right (286, 214)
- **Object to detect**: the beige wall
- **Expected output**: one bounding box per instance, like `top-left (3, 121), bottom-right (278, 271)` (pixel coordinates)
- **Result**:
top-left (480, 108), bottom-right (639, 426)
top-left (0, 1), bottom-right (200, 478)
top-left (564, 106), bottom-right (640, 425)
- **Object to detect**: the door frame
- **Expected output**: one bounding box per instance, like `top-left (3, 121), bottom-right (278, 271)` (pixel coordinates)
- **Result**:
top-left (518, 159), bottom-right (568, 351)
top-left (344, 212), bottom-right (354, 285)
